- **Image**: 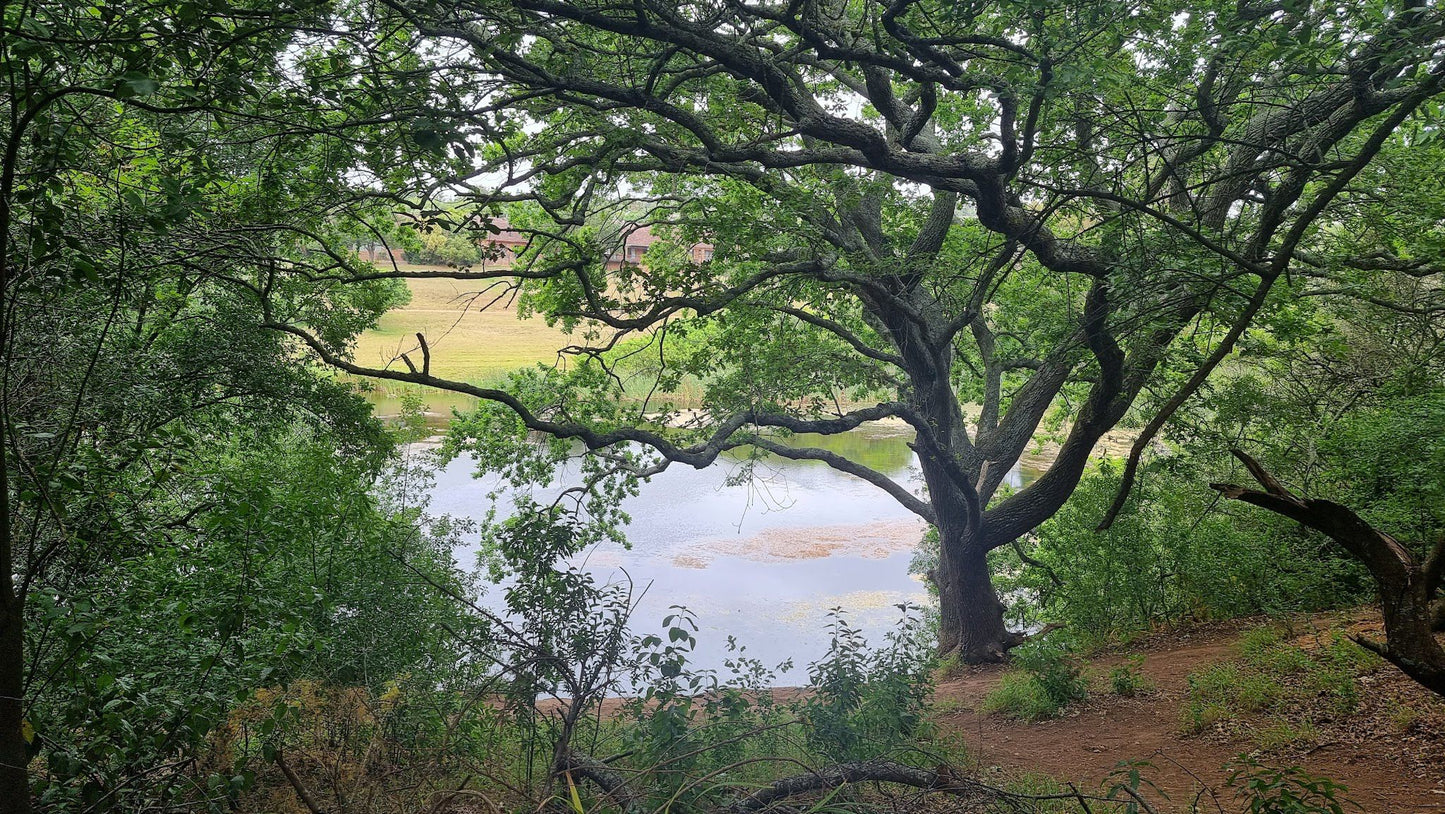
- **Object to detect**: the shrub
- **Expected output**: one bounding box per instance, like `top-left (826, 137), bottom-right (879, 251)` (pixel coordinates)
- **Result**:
top-left (1226, 756), bottom-right (1362, 813)
top-left (988, 459), bottom-right (1372, 643)
top-left (801, 607), bottom-right (936, 762)
top-left (983, 640), bottom-right (1087, 721)
top-left (1109, 656), bottom-right (1153, 697)
top-left (981, 671), bottom-right (1058, 722)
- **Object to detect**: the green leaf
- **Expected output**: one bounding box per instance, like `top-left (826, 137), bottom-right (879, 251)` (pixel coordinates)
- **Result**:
top-left (114, 72), bottom-right (160, 98)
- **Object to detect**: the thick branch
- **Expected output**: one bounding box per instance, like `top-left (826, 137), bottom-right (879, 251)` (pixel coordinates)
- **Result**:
top-left (275, 753), bottom-right (327, 814)
top-left (1209, 449), bottom-right (1416, 573)
top-left (267, 320), bottom-right (907, 469)
top-left (1211, 449), bottom-right (1445, 697)
top-left (744, 438), bottom-right (935, 524)
top-left (558, 750), bottom-right (641, 814)
top-left (726, 760), bottom-right (994, 814)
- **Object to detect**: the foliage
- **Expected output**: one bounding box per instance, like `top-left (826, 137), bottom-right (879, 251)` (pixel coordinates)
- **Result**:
top-left (982, 640), bottom-right (1088, 722)
top-left (981, 672), bottom-right (1062, 723)
top-left (1225, 757), bottom-right (1362, 814)
top-left (8, 0), bottom-right (1445, 808)
top-left (994, 459), bottom-right (1371, 641)
top-left (801, 607), bottom-right (935, 763)
top-left (407, 224), bottom-right (482, 267)
top-left (262, 0), bottom-right (1445, 665)
top-left (1108, 657), bottom-right (1153, 698)
top-left (27, 429), bottom-right (477, 812)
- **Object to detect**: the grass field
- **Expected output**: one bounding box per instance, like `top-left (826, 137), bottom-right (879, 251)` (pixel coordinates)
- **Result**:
top-left (352, 275), bottom-right (576, 416)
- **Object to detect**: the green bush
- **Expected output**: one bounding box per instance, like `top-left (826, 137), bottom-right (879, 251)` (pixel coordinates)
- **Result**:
top-left (1226, 756), bottom-right (1362, 813)
top-left (616, 606), bottom-right (939, 811)
top-left (801, 607), bottom-right (936, 762)
top-left (983, 640), bottom-right (1087, 721)
top-left (989, 459), bottom-right (1371, 642)
top-left (982, 671), bottom-right (1059, 722)
top-left (1108, 656), bottom-right (1153, 697)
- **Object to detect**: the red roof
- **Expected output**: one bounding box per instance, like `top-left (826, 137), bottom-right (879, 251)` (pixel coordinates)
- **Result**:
top-left (479, 219), bottom-right (533, 246)
top-left (481, 218), bottom-right (710, 261)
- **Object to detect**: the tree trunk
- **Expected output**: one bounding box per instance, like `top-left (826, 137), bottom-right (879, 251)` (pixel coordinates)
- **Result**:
top-left (935, 532), bottom-right (1014, 663)
top-left (0, 600), bottom-right (29, 814)
top-left (1432, 597), bottom-right (1444, 633)
top-left (0, 415), bottom-right (29, 813)
top-left (1213, 450), bottom-right (1445, 698)
top-left (1373, 575), bottom-right (1445, 697)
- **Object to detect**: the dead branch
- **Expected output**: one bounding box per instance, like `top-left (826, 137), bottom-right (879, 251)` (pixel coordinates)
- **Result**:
top-left (275, 752), bottom-right (327, 814)
top-left (724, 760), bottom-right (996, 813)
top-left (416, 331), bottom-right (431, 375)
top-left (558, 750), bottom-right (642, 814)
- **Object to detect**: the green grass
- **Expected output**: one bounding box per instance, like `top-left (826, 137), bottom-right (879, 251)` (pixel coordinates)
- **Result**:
top-left (981, 671), bottom-right (1062, 722)
top-left (1107, 656), bottom-right (1154, 697)
top-left (982, 643), bottom-right (1089, 722)
top-left (1181, 623), bottom-right (1385, 745)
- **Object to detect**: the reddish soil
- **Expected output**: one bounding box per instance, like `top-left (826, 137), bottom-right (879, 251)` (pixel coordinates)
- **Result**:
top-left (932, 618), bottom-right (1445, 812)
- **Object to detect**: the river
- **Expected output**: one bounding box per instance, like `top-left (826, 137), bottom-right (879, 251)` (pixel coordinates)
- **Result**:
top-left (424, 423), bottom-right (1044, 682)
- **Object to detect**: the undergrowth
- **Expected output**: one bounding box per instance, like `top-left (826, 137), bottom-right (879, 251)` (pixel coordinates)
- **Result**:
top-left (982, 640), bottom-right (1089, 721)
top-left (1182, 624), bottom-right (1383, 748)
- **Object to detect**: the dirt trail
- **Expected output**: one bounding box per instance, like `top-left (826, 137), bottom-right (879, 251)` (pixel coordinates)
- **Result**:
top-left (933, 623), bottom-right (1445, 812)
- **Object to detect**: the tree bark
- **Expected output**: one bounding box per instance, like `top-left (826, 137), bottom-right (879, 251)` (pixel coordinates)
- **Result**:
top-left (934, 531), bottom-right (1016, 663)
top-left (1213, 449), bottom-right (1445, 698)
top-left (558, 750), bottom-right (641, 814)
top-left (726, 759), bottom-right (995, 813)
top-left (0, 421), bottom-right (29, 814)
top-left (0, 599), bottom-right (29, 814)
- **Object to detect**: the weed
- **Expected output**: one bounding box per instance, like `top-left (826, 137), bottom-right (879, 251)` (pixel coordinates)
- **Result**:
top-left (930, 697), bottom-right (968, 717)
top-left (1239, 626), bottom-right (1285, 663)
top-left (1321, 632), bottom-right (1383, 672)
top-left (1388, 702), bottom-right (1420, 733)
top-left (1256, 718), bottom-right (1319, 750)
top-left (1257, 644), bottom-right (1316, 676)
top-left (983, 641), bottom-right (1087, 721)
top-left (1225, 755), bottom-right (1362, 813)
top-left (982, 671), bottom-right (1058, 721)
top-left (1183, 624), bottom-right (1385, 750)
top-left (1108, 655), bottom-right (1153, 697)
top-left (1185, 663), bottom-right (1283, 715)
top-left (936, 650), bottom-right (965, 679)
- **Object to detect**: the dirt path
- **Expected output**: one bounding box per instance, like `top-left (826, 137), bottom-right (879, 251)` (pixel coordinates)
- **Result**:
top-left (933, 623), bottom-right (1445, 812)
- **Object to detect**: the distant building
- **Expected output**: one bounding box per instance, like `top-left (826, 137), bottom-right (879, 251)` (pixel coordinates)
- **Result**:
top-left (355, 243), bottom-right (407, 264)
top-left (477, 222), bottom-right (535, 264)
top-left (356, 219), bottom-right (713, 269)
top-left (602, 223), bottom-right (713, 270)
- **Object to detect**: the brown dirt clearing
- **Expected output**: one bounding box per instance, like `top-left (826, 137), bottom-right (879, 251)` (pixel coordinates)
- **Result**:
top-left (933, 616), bottom-right (1445, 812)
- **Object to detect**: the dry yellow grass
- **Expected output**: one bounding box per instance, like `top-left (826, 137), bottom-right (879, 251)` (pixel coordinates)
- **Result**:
top-left (352, 275), bottom-right (577, 415)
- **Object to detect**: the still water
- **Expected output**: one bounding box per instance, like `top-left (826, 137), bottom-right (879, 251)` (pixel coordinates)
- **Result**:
top-left (427, 425), bottom-right (1040, 682)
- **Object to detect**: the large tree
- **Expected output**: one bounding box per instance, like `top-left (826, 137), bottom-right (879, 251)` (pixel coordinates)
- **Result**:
top-left (275, 0), bottom-right (1445, 663)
